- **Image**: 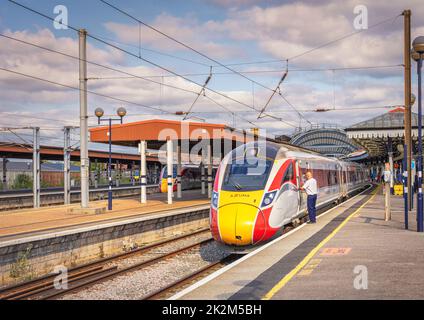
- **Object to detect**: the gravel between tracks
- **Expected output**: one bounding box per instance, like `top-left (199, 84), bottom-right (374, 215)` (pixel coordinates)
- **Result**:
top-left (59, 234), bottom-right (232, 300)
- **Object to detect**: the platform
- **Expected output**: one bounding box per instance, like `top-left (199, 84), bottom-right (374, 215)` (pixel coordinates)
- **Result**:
top-left (174, 185), bottom-right (424, 300)
top-left (0, 189), bottom-right (211, 287)
top-left (0, 189), bottom-right (209, 242)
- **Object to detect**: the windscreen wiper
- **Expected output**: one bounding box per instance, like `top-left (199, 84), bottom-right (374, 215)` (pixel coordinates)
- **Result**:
top-left (228, 177), bottom-right (243, 190)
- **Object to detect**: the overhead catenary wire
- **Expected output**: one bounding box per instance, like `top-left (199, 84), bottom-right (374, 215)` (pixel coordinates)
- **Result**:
top-left (183, 67), bottom-right (213, 120)
top-left (0, 31), bottom-right (261, 130)
top-left (209, 14), bottom-right (402, 67)
top-left (91, 33), bottom-right (211, 67)
top-left (85, 64), bottom-right (405, 79)
top-left (0, 33), bottom-right (199, 97)
top-left (0, 66), bottom-right (172, 114)
top-left (98, 0), bottom-right (305, 122)
top-left (0, 41), bottom-right (262, 129)
top-left (6, 0), bottom-right (291, 128)
top-left (6, 0), bottom-right (403, 131)
top-left (1, 30), bottom-right (403, 124)
top-left (99, 0), bottom-right (402, 126)
top-left (258, 71), bottom-right (288, 119)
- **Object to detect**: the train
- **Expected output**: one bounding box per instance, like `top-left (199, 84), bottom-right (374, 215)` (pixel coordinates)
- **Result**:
top-left (210, 141), bottom-right (369, 248)
top-left (158, 164), bottom-right (217, 193)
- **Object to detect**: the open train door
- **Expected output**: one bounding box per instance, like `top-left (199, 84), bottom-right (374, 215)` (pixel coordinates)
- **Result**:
top-left (295, 160), bottom-right (304, 212)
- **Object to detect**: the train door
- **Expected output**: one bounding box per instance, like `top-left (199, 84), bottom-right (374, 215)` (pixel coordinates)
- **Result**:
top-left (295, 160), bottom-right (304, 212)
top-left (270, 160), bottom-right (298, 227)
top-left (337, 163), bottom-right (343, 199)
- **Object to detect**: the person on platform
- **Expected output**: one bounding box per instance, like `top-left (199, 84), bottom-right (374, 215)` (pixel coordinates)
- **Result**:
top-left (300, 171), bottom-right (318, 224)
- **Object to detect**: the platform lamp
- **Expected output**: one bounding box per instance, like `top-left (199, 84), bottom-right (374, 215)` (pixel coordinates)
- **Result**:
top-left (95, 107), bottom-right (127, 210)
top-left (412, 35), bottom-right (424, 232)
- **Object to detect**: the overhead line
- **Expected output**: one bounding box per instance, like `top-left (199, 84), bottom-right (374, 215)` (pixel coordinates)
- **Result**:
top-left (212, 14), bottom-right (402, 66)
top-left (90, 34), bottom-right (211, 67)
top-left (7, 0), bottom-right (284, 126)
top-left (98, 0), bottom-right (305, 122)
top-left (287, 14), bottom-right (402, 61)
top-left (0, 33), bottom-right (199, 96)
top-left (0, 67), bottom-right (172, 114)
top-left (0, 36), bottom-right (262, 128)
top-left (87, 64), bottom-right (404, 79)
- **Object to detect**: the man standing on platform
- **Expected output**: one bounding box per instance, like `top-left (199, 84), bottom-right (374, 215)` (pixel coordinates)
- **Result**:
top-left (300, 171), bottom-right (318, 224)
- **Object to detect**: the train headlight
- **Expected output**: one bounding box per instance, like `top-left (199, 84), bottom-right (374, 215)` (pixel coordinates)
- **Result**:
top-left (212, 191), bottom-right (219, 209)
top-left (261, 190), bottom-right (277, 208)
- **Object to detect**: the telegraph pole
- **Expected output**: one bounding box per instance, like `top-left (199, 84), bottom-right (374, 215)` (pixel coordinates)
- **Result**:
top-left (403, 10), bottom-right (412, 208)
top-left (79, 29), bottom-right (89, 208)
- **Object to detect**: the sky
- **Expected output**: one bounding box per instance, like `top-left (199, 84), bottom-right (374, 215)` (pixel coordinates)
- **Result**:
top-left (0, 0), bottom-right (423, 152)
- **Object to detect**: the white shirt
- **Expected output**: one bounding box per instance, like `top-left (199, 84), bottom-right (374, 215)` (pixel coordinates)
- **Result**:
top-left (303, 178), bottom-right (318, 196)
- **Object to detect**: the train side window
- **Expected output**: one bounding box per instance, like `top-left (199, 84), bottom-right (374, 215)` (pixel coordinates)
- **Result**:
top-left (282, 163), bottom-right (294, 183)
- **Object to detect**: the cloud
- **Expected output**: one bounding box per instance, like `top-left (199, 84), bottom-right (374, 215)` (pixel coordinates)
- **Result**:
top-left (0, 28), bottom-right (280, 135)
top-left (104, 13), bottom-right (244, 60)
top-left (1, 0), bottom-right (422, 138)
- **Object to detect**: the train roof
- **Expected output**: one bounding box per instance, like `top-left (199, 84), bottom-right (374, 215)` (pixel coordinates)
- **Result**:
top-left (236, 141), bottom-right (364, 167)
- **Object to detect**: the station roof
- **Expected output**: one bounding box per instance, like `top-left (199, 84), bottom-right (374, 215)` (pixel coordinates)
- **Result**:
top-left (290, 124), bottom-right (361, 158)
top-left (345, 107), bottom-right (424, 160)
top-left (0, 143), bottom-right (158, 163)
top-left (89, 119), bottom-right (254, 149)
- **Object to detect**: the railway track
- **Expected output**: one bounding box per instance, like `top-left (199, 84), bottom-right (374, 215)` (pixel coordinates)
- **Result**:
top-left (0, 228), bottom-right (212, 300)
top-left (141, 254), bottom-right (239, 300)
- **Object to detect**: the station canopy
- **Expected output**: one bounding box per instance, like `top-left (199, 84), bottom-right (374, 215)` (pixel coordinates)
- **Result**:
top-left (89, 119), bottom-right (256, 152)
top-left (345, 107), bottom-right (424, 161)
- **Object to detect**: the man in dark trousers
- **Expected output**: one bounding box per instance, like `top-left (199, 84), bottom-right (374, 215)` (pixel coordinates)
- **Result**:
top-left (300, 171), bottom-right (318, 224)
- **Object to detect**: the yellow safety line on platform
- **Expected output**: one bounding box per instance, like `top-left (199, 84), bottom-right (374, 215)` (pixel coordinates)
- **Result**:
top-left (262, 185), bottom-right (379, 300)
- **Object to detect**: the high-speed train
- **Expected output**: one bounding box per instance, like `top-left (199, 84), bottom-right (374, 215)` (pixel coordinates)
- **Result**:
top-left (210, 141), bottom-right (368, 248)
top-left (159, 164), bottom-right (217, 193)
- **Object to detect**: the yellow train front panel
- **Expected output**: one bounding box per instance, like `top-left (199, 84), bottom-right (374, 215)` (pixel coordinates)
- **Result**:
top-left (217, 190), bottom-right (264, 245)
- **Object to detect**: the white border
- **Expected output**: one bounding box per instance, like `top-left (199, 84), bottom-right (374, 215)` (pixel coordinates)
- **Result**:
top-left (169, 184), bottom-right (372, 300)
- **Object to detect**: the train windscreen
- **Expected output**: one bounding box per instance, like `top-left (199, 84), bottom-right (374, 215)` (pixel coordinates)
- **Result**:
top-left (161, 165), bottom-right (177, 178)
top-left (221, 158), bottom-right (273, 191)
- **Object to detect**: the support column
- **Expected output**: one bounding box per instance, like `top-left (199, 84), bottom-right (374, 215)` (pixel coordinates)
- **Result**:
top-left (64, 126), bottom-right (71, 205)
top-left (207, 142), bottom-right (212, 199)
top-left (2, 156), bottom-right (8, 190)
top-left (177, 143), bottom-right (182, 199)
top-left (388, 137), bottom-right (394, 194)
top-left (140, 141), bottom-right (147, 204)
top-left (131, 160), bottom-right (135, 186)
top-left (116, 160), bottom-right (120, 187)
top-left (403, 10), bottom-right (412, 209)
top-left (201, 148), bottom-right (206, 195)
top-left (79, 28), bottom-right (89, 208)
top-left (167, 140), bottom-right (174, 204)
top-left (94, 158), bottom-right (99, 188)
top-left (33, 127), bottom-right (40, 208)
top-left (403, 143), bottom-right (409, 229)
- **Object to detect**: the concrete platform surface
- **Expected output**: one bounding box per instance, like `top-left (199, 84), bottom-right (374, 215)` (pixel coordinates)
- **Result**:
top-left (175, 185), bottom-right (424, 300)
top-left (0, 189), bottom-right (209, 241)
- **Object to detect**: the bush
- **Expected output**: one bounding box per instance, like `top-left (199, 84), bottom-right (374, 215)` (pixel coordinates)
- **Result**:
top-left (12, 174), bottom-right (32, 190)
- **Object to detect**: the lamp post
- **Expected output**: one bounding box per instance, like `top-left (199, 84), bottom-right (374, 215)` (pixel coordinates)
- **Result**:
top-left (412, 36), bottom-right (424, 232)
top-left (409, 93), bottom-right (416, 211)
top-left (95, 107), bottom-right (127, 210)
